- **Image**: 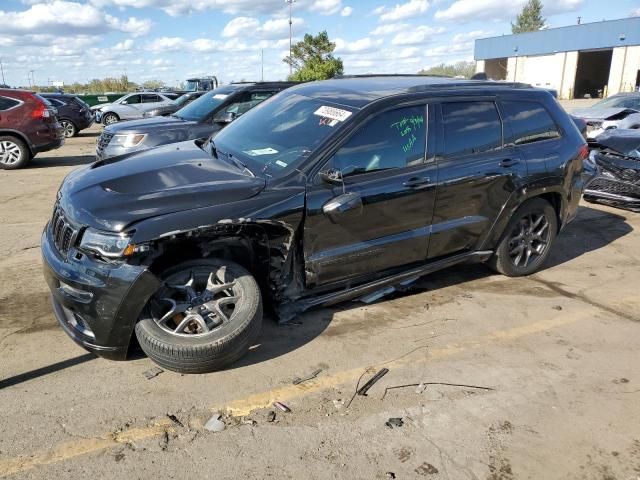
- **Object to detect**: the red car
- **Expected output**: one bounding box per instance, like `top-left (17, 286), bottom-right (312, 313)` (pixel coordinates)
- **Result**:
top-left (0, 88), bottom-right (64, 169)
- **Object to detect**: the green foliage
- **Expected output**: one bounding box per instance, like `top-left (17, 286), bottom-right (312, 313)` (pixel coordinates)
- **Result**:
top-left (31, 75), bottom-right (147, 94)
top-left (284, 31), bottom-right (344, 81)
top-left (512, 0), bottom-right (546, 34)
top-left (142, 79), bottom-right (165, 90)
top-left (418, 61), bottom-right (476, 79)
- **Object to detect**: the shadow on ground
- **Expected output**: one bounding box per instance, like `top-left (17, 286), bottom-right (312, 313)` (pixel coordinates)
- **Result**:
top-left (30, 154), bottom-right (95, 168)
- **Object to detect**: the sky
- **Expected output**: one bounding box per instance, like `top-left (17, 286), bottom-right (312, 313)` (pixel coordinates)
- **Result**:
top-left (0, 0), bottom-right (639, 88)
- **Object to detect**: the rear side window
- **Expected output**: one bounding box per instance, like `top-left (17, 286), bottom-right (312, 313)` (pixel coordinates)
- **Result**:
top-left (142, 94), bottom-right (161, 103)
top-left (332, 105), bottom-right (427, 177)
top-left (501, 100), bottom-right (560, 145)
top-left (442, 101), bottom-right (502, 157)
top-left (0, 97), bottom-right (20, 110)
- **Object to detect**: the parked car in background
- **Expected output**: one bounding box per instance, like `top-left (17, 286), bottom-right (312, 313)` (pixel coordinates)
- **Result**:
top-left (91, 92), bottom-right (175, 125)
top-left (584, 128), bottom-right (640, 210)
top-left (41, 93), bottom-right (94, 137)
top-left (571, 92), bottom-right (640, 140)
top-left (95, 82), bottom-right (296, 161)
top-left (0, 88), bottom-right (64, 169)
top-left (44, 76), bottom-right (587, 373)
top-left (142, 91), bottom-right (207, 118)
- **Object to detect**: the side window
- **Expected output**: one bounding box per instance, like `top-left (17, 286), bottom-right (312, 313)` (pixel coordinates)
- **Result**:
top-left (331, 105), bottom-right (427, 178)
top-left (0, 97), bottom-right (19, 111)
top-left (223, 91), bottom-right (275, 117)
top-left (141, 94), bottom-right (160, 103)
top-left (501, 100), bottom-right (561, 145)
top-left (442, 101), bottom-right (502, 157)
top-left (124, 95), bottom-right (141, 104)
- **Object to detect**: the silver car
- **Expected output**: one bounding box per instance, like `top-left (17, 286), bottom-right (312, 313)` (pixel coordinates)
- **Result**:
top-left (572, 93), bottom-right (640, 140)
top-left (91, 92), bottom-right (175, 125)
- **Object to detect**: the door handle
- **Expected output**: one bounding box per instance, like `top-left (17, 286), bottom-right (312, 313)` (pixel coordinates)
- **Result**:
top-left (403, 176), bottom-right (431, 188)
top-left (499, 159), bottom-right (520, 168)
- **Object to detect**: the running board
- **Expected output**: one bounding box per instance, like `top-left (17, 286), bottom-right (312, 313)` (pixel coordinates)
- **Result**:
top-left (278, 250), bottom-right (493, 322)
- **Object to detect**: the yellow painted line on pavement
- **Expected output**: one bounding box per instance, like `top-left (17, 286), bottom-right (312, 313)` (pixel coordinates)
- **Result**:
top-left (0, 309), bottom-right (590, 477)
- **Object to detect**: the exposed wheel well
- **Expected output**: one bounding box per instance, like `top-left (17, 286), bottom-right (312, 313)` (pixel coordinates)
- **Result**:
top-left (537, 192), bottom-right (562, 232)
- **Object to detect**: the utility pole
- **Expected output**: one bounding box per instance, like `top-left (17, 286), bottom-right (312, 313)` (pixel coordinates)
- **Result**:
top-left (285, 0), bottom-right (295, 76)
top-left (30, 70), bottom-right (35, 88)
top-left (0, 58), bottom-right (5, 86)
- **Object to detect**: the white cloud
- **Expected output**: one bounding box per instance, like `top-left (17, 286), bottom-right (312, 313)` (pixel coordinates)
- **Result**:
top-left (378, 0), bottom-right (429, 22)
top-left (435, 0), bottom-right (583, 22)
top-left (335, 37), bottom-right (384, 53)
top-left (113, 39), bottom-right (135, 51)
top-left (90, 0), bottom-right (308, 17)
top-left (341, 6), bottom-right (353, 16)
top-left (391, 25), bottom-right (445, 45)
top-left (451, 30), bottom-right (493, 43)
top-left (370, 22), bottom-right (409, 35)
top-left (146, 36), bottom-right (188, 52)
top-left (631, 8), bottom-right (640, 17)
top-left (309, 0), bottom-right (343, 15)
top-left (0, 1), bottom-right (151, 37)
top-left (222, 16), bottom-right (261, 37)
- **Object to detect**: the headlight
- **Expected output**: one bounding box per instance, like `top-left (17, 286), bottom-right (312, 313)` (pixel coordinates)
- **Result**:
top-left (79, 229), bottom-right (134, 258)
top-left (110, 133), bottom-right (147, 149)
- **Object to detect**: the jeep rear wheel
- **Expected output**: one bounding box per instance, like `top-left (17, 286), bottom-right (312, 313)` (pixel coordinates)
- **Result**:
top-left (489, 198), bottom-right (557, 277)
top-left (135, 259), bottom-right (262, 374)
top-left (0, 136), bottom-right (30, 170)
top-left (60, 119), bottom-right (77, 138)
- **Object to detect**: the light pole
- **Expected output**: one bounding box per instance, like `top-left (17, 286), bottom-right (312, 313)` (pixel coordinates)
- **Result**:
top-left (30, 70), bottom-right (35, 88)
top-left (285, 0), bottom-right (295, 76)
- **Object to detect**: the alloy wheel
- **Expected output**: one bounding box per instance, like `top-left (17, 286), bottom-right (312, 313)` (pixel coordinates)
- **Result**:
top-left (0, 140), bottom-right (22, 166)
top-left (103, 114), bottom-right (117, 125)
top-left (61, 120), bottom-right (75, 138)
top-left (507, 212), bottom-right (551, 268)
top-left (151, 265), bottom-right (242, 337)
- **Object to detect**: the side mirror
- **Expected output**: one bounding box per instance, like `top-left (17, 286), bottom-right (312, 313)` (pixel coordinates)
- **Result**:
top-left (319, 168), bottom-right (344, 185)
top-left (214, 111), bottom-right (236, 124)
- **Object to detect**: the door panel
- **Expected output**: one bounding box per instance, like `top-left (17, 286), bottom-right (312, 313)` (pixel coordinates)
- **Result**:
top-left (304, 104), bottom-right (437, 286)
top-left (428, 101), bottom-right (528, 259)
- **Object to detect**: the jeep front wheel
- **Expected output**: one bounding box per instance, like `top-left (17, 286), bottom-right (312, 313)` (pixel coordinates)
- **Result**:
top-left (135, 259), bottom-right (262, 374)
top-left (489, 198), bottom-right (557, 277)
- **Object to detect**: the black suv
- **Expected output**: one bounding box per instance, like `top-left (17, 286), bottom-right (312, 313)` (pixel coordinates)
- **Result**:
top-left (42, 76), bottom-right (587, 373)
top-left (41, 93), bottom-right (94, 137)
top-left (95, 82), bottom-right (296, 161)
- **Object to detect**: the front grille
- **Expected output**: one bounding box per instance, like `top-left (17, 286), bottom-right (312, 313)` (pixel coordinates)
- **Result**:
top-left (587, 178), bottom-right (640, 199)
top-left (51, 206), bottom-right (79, 256)
top-left (96, 131), bottom-right (113, 155)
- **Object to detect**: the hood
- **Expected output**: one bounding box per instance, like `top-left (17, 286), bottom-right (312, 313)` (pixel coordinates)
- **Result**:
top-left (595, 129), bottom-right (640, 158)
top-left (571, 107), bottom-right (638, 121)
top-left (104, 115), bottom-right (194, 134)
top-left (90, 103), bottom-right (111, 111)
top-left (58, 140), bottom-right (266, 232)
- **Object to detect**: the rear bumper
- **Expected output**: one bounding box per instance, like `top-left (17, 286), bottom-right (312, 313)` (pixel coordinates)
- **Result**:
top-left (41, 226), bottom-right (160, 360)
top-left (32, 138), bottom-right (64, 154)
top-left (76, 116), bottom-right (94, 131)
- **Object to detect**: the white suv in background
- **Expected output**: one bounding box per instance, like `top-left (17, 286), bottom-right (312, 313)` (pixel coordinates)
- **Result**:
top-left (91, 92), bottom-right (175, 125)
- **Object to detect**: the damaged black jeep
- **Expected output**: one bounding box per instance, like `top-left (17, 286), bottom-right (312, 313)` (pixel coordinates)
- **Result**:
top-left (42, 76), bottom-right (587, 373)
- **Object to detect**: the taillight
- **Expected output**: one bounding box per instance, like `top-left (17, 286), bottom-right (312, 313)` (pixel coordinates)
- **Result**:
top-left (30, 97), bottom-right (51, 119)
top-left (578, 144), bottom-right (589, 161)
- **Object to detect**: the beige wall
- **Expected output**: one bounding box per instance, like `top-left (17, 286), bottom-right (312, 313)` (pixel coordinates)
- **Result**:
top-left (607, 46), bottom-right (640, 95)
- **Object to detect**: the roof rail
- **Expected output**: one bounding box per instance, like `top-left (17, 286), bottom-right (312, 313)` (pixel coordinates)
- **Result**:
top-left (334, 73), bottom-right (453, 79)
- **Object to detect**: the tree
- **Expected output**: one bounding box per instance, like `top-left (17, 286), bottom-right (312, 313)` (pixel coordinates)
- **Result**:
top-left (283, 31), bottom-right (343, 81)
top-left (512, 0), bottom-right (546, 34)
top-left (142, 79), bottom-right (165, 90)
top-left (418, 61), bottom-right (476, 79)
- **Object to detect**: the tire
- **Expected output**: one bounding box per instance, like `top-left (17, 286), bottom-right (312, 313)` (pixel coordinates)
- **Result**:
top-left (102, 113), bottom-right (119, 125)
top-left (488, 198), bottom-right (558, 277)
top-left (0, 136), bottom-right (31, 170)
top-left (60, 119), bottom-right (77, 138)
top-left (135, 258), bottom-right (262, 374)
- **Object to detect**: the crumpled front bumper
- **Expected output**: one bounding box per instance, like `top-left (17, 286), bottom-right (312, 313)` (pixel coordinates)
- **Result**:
top-left (41, 226), bottom-right (160, 360)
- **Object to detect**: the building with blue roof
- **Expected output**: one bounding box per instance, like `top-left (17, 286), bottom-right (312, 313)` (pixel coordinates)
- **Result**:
top-left (474, 17), bottom-right (640, 99)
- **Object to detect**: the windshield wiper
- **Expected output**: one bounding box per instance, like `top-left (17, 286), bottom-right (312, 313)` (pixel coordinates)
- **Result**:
top-left (210, 140), bottom-right (254, 177)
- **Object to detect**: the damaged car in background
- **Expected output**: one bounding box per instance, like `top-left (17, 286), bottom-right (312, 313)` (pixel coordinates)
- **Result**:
top-left (572, 92), bottom-right (640, 141)
top-left (42, 76), bottom-right (587, 373)
top-left (584, 129), bottom-right (640, 210)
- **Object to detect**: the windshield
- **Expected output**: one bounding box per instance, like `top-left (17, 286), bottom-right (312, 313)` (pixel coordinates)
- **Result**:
top-left (213, 92), bottom-right (358, 177)
top-left (174, 93), bottom-right (195, 107)
top-left (593, 95), bottom-right (640, 110)
top-left (175, 86), bottom-right (238, 121)
top-left (185, 80), bottom-right (199, 92)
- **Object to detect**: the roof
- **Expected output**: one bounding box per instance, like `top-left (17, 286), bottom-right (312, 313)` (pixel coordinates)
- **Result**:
top-left (475, 17), bottom-right (640, 60)
top-left (287, 76), bottom-right (529, 108)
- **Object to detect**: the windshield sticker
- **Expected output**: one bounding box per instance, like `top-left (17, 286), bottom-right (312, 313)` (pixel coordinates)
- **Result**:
top-left (318, 117), bottom-right (340, 127)
top-left (244, 147), bottom-right (279, 156)
top-left (275, 160), bottom-right (288, 168)
top-left (314, 105), bottom-right (352, 123)
top-left (213, 94), bottom-right (229, 100)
